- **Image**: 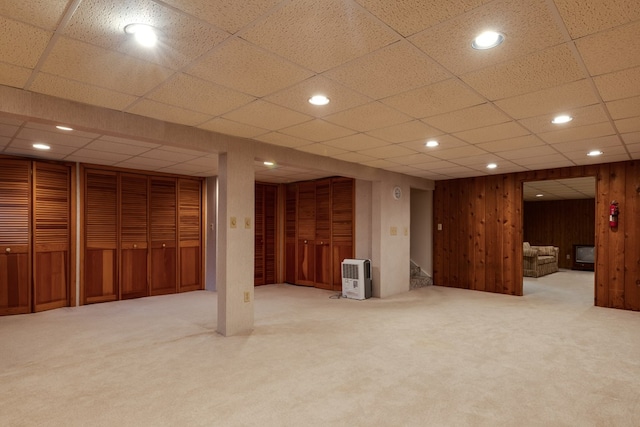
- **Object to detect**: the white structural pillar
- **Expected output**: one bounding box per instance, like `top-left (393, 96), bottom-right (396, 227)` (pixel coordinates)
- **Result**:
top-left (216, 150), bottom-right (255, 336)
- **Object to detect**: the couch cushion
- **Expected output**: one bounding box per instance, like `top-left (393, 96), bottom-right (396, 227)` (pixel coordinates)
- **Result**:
top-left (538, 255), bottom-right (555, 264)
top-left (536, 246), bottom-right (556, 256)
top-left (523, 242), bottom-right (531, 250)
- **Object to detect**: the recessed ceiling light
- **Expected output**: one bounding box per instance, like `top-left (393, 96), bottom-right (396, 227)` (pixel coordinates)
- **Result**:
top-left (33, 143), bottom-right (50, 150)
top-left (536, 194), bottom-right (544, 198)
top-left (487, 163), bottom-right (498, 169)
top-left (308, 95), bottom-right (330, 106)
top-left (552, 115), bottom-right (573, 124)
top-left (587, 150), bottom-right (603, 157)
top-left (263, 161), bottom-right (275, 166)
top-left (472, 31), bottom-right (504, 50)
top-left (56, 125), bottom-right (73, 131)
top-left (124, 23), bottom-right (157, 47)
top-left (425, 140), bottom-right (439, 148)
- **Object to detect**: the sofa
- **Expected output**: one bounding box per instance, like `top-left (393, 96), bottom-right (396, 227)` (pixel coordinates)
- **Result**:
top-left (523, 242), bottom-right (559, 278)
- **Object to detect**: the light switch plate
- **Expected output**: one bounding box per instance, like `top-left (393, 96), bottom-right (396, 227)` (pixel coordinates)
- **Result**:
top-left (390, 226), bottom-right (397, 236)
top-left (245, 217), bottom-right (251, 229)
top-left (230, 217), bottom-right (237, 228)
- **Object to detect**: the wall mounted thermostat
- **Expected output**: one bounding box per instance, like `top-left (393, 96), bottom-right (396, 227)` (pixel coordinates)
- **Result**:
top-left (392, 186), bottom-right (402, 200)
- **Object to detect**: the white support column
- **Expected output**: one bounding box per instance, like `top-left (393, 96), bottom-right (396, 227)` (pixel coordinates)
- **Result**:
top-left (216, 150), bottom-right (255, 336)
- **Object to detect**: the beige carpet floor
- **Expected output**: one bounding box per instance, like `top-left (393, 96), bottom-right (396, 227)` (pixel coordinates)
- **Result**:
top-left (1, 270), bottom-right (639, 426)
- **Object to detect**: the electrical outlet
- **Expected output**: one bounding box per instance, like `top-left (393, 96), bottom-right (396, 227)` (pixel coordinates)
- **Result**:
top-left (245, 217), bottom-right (251, 229)
top-left (244, 291), bottom-right (250, 303)
top-left (390, 226), bottom-right (397, 236)
top-left (230, 217), bottom-right (237, 228)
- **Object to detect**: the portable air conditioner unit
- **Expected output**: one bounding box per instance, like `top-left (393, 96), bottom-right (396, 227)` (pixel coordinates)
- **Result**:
top-left (341, 259), bottom-right (372, 300)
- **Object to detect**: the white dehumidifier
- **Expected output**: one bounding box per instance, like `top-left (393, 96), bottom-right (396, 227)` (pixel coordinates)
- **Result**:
top-left (341, 259), bottom-right (372, 300)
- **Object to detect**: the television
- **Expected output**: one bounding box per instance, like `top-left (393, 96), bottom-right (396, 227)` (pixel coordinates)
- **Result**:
top-left (573, 245), bottom-right (595, 271)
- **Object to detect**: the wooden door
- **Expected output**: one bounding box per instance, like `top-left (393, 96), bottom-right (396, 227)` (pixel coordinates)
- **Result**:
top-left (285, 184), bottom-right (297, 283)
top-left (255, 183), bottom-right (277, 286)
top-left (120, 174), bottom-right (149, 299)
top-left (296, 181), bottom-right (315, 286)
top-left (84, 170), bottom-right (118, 304)
top-left (331, 177), bottom-right (354, 291)
top-left (254, 184), bottom-right (265, 285)
top-left (150, 177), bottom-right (177, 295)
top-left (178, 178), bottom-right (201, 292)
top-left (314, 179), bottom-right (332, 289)
top-left (0, 159), bottom-right (31, 315)
top-left (33, 162), bottom-right (70, 312)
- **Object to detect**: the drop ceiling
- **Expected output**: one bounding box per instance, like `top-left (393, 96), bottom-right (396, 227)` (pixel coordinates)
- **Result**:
top-left (0, 0), bottom-right (638, 183)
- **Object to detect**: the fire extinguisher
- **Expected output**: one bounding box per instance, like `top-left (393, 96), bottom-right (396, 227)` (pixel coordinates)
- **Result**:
top-left (609, 200), bottom-right (619, 228)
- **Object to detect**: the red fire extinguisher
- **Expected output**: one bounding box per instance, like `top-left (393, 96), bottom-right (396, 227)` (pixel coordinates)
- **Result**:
top-left (609, 201), bottom-right (619, 228)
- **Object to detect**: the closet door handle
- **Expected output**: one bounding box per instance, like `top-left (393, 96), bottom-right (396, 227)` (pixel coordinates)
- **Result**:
top-left (133, 244), bottom-right (138, 249)
top-left (5, 247), bottom-right (10, 253)
top-left (304, 240), bottom-right (308, 244)
top-left (162, 243), bottom-right (166, 248)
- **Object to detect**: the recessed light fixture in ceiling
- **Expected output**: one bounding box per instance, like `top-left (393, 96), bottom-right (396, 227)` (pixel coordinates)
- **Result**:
top-left (308, 95), bottom-right (330, 106)
top-left (263, 161), bottom-right (275, 166)
top-left (124, 23), bottom-right (158, 47)
top-left (536, 194), bottom-right (544, 198)
top-left (425, 140), bottom-right (439, 148)
top-left (552, 115), bottom-right (573, 124)
top-left (472, 31), bottom-right (504, 50)
top-left (587, 150), bottom-right (603, 157)
top-left (56, 125), bottom-right (73, 131)
top-left (487, 163), bottom-right (498, 169)
top-left (33, 143), bottom-right (50, 150)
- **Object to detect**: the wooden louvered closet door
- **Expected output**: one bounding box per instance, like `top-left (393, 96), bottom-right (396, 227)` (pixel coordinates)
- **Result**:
top-left (33, 162), bottom-right (70, 312)
top-left (285, 184), bottom-right (297, 284)
top-left (150, 177), bottom-right (177, 295)
top-left (314, 179), bottom-right (332, 290)
top-left (254, 183), bottom-right (277, 286)
top-left (178, 178), bottom-right (201, 292)
top-left (331, 177), bottom-right (354, 291)
top-left (296, 181), bottom-right (316, 286)
top-left (84, 170), bottom-right (118, 304)
top-left (0, 159), bottom-right (31, 315)
top-left (120, 174), bottom-right (149, 299)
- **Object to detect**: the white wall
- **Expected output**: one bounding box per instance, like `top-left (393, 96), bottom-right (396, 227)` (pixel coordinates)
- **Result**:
top-left (410, 188), bottom-right (433, 276)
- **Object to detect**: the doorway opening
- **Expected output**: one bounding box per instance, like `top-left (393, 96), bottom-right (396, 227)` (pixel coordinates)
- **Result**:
top-left (521, 177), bottom-right (596, 301)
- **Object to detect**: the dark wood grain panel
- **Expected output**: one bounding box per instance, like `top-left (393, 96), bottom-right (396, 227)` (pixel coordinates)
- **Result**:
top-left (178, 178), bottom-right (202, 291)
top-left (150, 178), bottom-right (177, 295)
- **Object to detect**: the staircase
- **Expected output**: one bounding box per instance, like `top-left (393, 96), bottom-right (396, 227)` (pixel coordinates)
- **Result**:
top-left (410, 260), bottom-right (433, 290)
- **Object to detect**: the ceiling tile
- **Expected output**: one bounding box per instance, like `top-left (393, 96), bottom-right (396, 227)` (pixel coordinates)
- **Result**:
top-left (381, 78), bottom-right (486, 119)
top-left (428, 145), bottom-right (487, 160)
top-left (296, 143), bottom-right (347, 157)
top-left (594, 67), bottom-right (640, 101)
top-left (354, 0), bottom-right (492, 37)
top-left (324, 41), bottom-right (448, 99)
top-left (494, 80), bottom-right (599, 119)
top-left (476, 135), bottom-right (544, 152)
top-left (240, 0), bottom-right (400, 72)
top-left (322, 134), bottom-right (389, 151)
top-left (139, 149), bottom-right (198, 162)
top-left (160, 0), bottom-right (282, 34)
top-left (518, 104), bottom-right (609, 134)
top-left (127, 99), bottom-right (211, 127)
top-left (539, 122), bottom-right (616, 144)
top-left (366, 120), bottom-right (442, 144)
top-left (8, 138), bottom-right (78, 154)
top-left (41, 37), bottom-right (174, 96)
top-left (615, 117), bottom-right (640, 134)
top-left (279, 119), bottom-right (355, 142)
top-left (254, 132), bottom-right (313, 148)
top-left (0, 136), bottom-right (11, 147)
top-left (149, 73), bottom-right (255, 117)
top-left (198, 117), bottom-right (268, 139)
top-left (324, 102), bottom-right (412, 132)
top-left (16, 128), bottom-right (92, 148)
top-left (383, 164), bottom-right (422, 175)
top-left (606, 96), bottom-right (640, 120)
top-left (187, 38), bottom-right (313, 97)
top-left (66, 148), bottom-right (132, 163)
top-left (222, 100), bottom-right (311, 131)
top-left (0, 0), bottom-right (69, 30)
top-left (29, 73), bottom-right (138, 110)
top-left (0, 16), bottom-right (51, 68)
top-left (83, 140), bottom-right (152, 156)
top-left (331, 152), bottom-right (377, 164)
top-left (423, 103), bottom-right (510, 133)
top-left (387, 153), bottom-right (441, 166)
top-left (513, 154), bottom-right (574, 169)
top-left (622, 132), bottom-right (640, 144)
top-left (357, 144), bottom-right (418, 159)
top-left (361, 159), bottom-right (398, 169)
top-left (263, 76), bottom-right (371, 118)
top-left (0, 62), bottom-right (31, 88)
top-left (4, 146), bottom-right (68, 160)
top-left (25, 122), bottom-right (100, 139)
top-left (576, 20), bottom-right (640, 76)
top-left (497, 144), bottom-right (558, 160)
top-left (410, 0), bottom-right (566, 75)
top-left (0, 122), bottom-right (19, 137)
top-left (63, 0), bottom-right (229, 70)
top-left (98, 135), bottom-right (160, 148)
top-left (553, 0), bottom-right (640, 38)
top-left (454, 121), bottom-right (530, 144)
top-left (461, 44), bottom-right (584, 100)
top-left (115, 157), bottom-right (175, 170)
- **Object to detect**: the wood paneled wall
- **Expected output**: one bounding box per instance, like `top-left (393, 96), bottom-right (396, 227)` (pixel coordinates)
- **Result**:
top-left (434, 161), bottom-right (640, 311)
top-left (524, 199), bottom-right (595, 269)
